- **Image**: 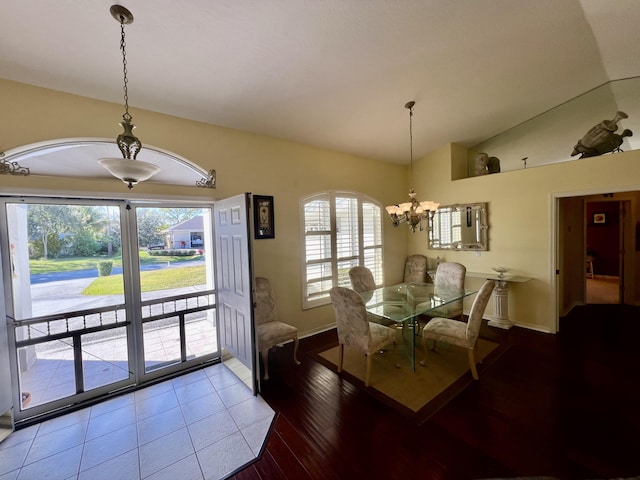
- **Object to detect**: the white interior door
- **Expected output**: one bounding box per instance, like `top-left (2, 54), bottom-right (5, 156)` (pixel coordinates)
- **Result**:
top-left (214, 193), bottom-right (256, 393)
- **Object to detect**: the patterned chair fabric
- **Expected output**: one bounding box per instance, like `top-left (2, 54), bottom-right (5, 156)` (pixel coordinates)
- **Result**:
top-left (329, 286), bottom-right (398, 387)
top-left (421, 280), bottom-right (495, 379)
top-left (348, 266), bottom-right (376, 293)
top-left (403, 254), bottom-right (431, 283)
top-left (433, 262), bottom-right (467, 319)
top-left (255, 277), bottom-right (300, 380)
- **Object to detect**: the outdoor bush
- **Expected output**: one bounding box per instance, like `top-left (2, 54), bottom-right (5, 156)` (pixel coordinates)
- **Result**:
top-left (148, 249), bottom-right (197, 256)
top-left (30, 233), bottom-right (63, 259)
top-left (97, 260), bottom-right (113, 276)
top-left (28, 242), bottom-right (42, 260)
top-left (73, 228), bottom-right (98, 256)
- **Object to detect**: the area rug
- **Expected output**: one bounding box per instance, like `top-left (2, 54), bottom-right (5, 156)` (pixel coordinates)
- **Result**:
top-left (311, 337), bottom-right (505, 424)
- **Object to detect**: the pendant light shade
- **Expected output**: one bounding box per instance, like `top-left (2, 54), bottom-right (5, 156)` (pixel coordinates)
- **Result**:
top-left (98, 157), bottom-right (161, 188)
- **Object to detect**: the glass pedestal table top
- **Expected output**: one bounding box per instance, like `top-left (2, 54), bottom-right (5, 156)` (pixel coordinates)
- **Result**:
top-left (358, 283), bottom-right (478, 370)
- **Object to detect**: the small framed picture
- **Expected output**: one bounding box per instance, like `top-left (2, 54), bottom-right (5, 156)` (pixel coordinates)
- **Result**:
top-left (254, 195), bottom-right (275, 239)
top-left (593, 212), bottom-right (607, 225)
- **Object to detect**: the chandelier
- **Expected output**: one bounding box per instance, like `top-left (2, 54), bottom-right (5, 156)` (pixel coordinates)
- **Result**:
top-left (99, 5), bottom-right (160, 189)
top-left (385, 101), bottom-right (439, 232)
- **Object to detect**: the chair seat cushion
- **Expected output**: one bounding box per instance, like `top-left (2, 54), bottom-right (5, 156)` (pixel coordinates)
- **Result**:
top-left (257, 321), bottom-right (298, 350)
top-left (422, 317), bottom-right (470, 349)
top-left (368, 322), bottom-right (397, 354)
top-left (423, 305), bottom-right (463, 319)
top-left (416, 302), bottom-right (462, 318)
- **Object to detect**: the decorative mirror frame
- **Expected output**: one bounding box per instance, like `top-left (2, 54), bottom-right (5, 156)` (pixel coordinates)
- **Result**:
top-left (429, 202), bottom-right (488, 251)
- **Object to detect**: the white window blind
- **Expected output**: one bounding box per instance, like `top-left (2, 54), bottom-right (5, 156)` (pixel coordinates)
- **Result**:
top-left (301, 192), bottom-right (383, 309)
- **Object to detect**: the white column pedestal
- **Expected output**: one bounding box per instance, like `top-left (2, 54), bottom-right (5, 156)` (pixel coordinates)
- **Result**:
top-left (487, 279), bottom-right (514, 329)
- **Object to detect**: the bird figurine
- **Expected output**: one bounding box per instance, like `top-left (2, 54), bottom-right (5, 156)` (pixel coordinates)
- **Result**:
top-left (582, 129), bottom-right (633, 158)
top-left (571, 111), bottom-right (630, 158)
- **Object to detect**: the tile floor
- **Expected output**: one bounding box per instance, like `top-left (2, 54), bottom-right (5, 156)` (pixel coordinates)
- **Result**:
top-left (0, 364), bottom-right (274, 480)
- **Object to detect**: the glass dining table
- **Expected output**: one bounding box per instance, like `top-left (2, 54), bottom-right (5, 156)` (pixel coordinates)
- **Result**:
top-left (358, 282), bottom-right (478, 370)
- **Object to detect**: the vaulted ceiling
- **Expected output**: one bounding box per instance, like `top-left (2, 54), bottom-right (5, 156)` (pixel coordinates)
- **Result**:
top-left (1, 0), bottom-right (639, 165)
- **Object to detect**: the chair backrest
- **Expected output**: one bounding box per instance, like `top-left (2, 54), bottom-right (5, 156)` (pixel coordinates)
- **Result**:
top-left (434, 262), bottom-right (466, 289)
top-left (254, 277), bottom-right (277, 325)
top-left (465, 280), bottom-right (495, 343)
top-left (404, 254), bottom-right (429, 283)
top-left (329, 287), bottom-right (372, 352)
top-left (349, 266), bottom-right (376, 293)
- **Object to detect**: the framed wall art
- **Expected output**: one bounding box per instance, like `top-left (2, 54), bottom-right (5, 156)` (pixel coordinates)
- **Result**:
top-left (254, 195), bottom-right (275, 239)
top-left (593, 212), bottom-right (607, 225)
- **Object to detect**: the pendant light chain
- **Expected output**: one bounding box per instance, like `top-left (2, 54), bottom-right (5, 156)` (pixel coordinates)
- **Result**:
top-left (98, 5), bottom-right (161, 189)
top-left (119, 16), bottom-right (132, 123)
top-left (408, 102), bottom-right (414, 188)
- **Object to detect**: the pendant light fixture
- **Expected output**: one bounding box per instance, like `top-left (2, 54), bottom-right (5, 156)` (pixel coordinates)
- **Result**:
top-left (385, 101), bottom-right (439, 232)
top-left (99, 5), bottom-right (160, 189)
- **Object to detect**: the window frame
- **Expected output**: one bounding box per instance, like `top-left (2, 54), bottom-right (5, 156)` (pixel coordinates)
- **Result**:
top-left (300, 191), bottom-right (383, 309)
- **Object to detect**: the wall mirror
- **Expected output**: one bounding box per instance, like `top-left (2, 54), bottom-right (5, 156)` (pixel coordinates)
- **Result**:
top-left (429, 203), bottom-right (488, 251)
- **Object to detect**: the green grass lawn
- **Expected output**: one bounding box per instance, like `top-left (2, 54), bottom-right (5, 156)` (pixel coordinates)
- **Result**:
top-left (29, 256), bottom-right (123, 274)
top-left (82, 265), bottom-right (206, 295)
top-left (29, 251), bottom-right (203, 275)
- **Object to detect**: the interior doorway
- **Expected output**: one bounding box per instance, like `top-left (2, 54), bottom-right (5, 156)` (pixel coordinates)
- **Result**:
top-left (585, 200), bottom-right (622, 304)
top-left (557, 191), bottom-right (638, 326)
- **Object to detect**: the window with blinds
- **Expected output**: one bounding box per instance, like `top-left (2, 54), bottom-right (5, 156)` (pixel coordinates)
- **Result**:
top-left (301, 191), bottom-right (383, 309)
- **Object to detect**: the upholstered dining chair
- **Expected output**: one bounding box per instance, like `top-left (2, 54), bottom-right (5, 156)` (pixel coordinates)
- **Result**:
top-left (254, 277), bottom-right (300, 380)
top-left (433, 261), bottom-right (467, 319)
top-left (349, 265), bottom-right (393, 325)
top-left (403, 254), bottom-right (430, 283)
top-left (329, 286), bottom-right (398, 387)
top-left (420, 280), bottom-right (495, 380)
top-left (348, 266), bottom-right (376, 293)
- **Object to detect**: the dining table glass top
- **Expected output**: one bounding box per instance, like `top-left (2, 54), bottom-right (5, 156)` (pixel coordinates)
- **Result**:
top-left (359, 282), bottom-right (477, 323)
top-left (358, 282), bottom-right (478, 370)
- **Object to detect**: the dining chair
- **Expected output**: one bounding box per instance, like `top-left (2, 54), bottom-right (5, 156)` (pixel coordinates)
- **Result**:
top-left (420, 280), bottom-right (495, 380)
top-left (348, 266), bottom-right (376, 293)
top-left (349, 265), bottom-right (396, 326)
top-left (403, 254), bottom-right (431, 283)
top-left (329, 286), bottom-right (398, 387)
top-left (255, 277), bottom-right (300, 380)
top-left (433, 261), bottom-right (467, 319)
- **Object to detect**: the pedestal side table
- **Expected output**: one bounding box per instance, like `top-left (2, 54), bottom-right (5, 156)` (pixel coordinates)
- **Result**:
top-left (466, 273), bottom-right (531, 329)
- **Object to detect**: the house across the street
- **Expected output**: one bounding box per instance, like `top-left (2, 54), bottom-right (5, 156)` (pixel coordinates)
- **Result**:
top-left (163, 215), bottom-right (204, 250)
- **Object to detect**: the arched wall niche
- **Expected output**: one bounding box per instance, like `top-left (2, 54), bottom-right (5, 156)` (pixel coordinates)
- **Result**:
top-left (467, 77), bottom-right (640, 175)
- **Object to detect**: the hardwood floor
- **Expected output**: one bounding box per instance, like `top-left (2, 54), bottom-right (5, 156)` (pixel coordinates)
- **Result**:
top-left (232, 304), bottom-right (640, 480)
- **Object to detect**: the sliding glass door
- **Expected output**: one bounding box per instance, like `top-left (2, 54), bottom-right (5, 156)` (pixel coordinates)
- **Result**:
top-left (0, 198), bottom-right (218, 424)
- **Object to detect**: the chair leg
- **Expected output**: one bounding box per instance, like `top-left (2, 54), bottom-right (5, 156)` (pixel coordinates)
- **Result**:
top-left (260, 349), bottom-right (270, 381)
top-left (292, 336), bottom-right (301, 366)
top-left (475, 344), bottom-right (482, 365)
top-left (392, 341), bottom-right (399, 369)
top-left (365, 354), bottom-right (372, 387)
top-left (467, 348), bottom-right (479, 380)
top-left (337, 344), bottom-right (344, 373)
top-left (420, 336), bottom-right (428, 367)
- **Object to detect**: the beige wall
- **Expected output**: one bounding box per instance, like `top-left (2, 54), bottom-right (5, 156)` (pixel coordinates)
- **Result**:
top-left (3, 79), bottom-right (640, 335)
top-left (409, 141), bottom-right (640, 332)
top-left (0, 79), bottom-right (408, 337)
